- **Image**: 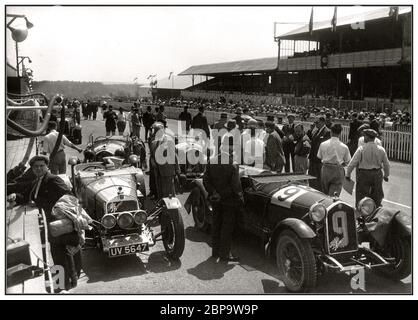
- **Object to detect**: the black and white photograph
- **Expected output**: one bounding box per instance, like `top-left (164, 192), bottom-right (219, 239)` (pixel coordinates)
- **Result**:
top-left (3, 2), bottom-right (413, 298)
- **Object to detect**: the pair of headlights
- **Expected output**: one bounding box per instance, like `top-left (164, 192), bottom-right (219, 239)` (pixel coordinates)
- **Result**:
top-left (309, 197), bottom-right (376, 222)
top-left (101, 210), bottom-right (148, 229)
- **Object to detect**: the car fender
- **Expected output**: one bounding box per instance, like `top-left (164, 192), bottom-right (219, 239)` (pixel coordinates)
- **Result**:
top-left (366, 208), bottom-right (411, 247)
top-left (267, 218), bottom-right (316, 257)
top-left (184, 179), bottom-right (207, 214)
top-left (161, 197), bottom-right (182, 210)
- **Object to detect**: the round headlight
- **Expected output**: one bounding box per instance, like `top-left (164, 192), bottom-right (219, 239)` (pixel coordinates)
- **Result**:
top-left (134, 210), bottom-right (147, 225)
top-left (129, 155), bottom-right (139, 164)
top-left (358, 197), bottom-right (376, 216)
top-left (117, 212), bottom-right (134, 229)
top-left (101, 214), bottom-right (116, 229)
top-left (309, 203), bottom-right (327, 222)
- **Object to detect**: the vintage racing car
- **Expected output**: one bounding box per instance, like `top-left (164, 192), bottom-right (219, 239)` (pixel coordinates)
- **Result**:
top-left (83, 134), bottom-right (146, 169)
top-left (67, 155), bottom-right (185, 259)
top-left (175, 133), bottom-right (209, 189)
top-left (184, 166), bottom-right (411, 292)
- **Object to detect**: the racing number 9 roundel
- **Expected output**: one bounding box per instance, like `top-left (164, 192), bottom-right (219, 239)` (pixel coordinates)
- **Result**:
top-left (271, 186), bottom-right (308, 208)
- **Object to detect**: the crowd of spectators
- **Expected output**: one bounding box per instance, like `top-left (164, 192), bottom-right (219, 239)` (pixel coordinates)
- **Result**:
top-left (150, 96), bottom-right (412, 129)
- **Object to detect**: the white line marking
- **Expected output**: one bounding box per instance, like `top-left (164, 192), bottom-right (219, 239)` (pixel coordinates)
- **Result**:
top-left (382, 199), bottom-right (411, 209)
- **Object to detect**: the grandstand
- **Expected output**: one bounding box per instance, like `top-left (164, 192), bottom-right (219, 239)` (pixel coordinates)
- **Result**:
top-left (178, 7), bottom-right (411, 111)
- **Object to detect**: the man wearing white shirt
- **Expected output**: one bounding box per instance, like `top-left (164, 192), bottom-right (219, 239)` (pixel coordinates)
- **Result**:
top-left (317, 123), bottom-right (351, 196)
top-left (242, 119), bottom-right (265, 168)
top-left (42, 121), bottom-right (82, 174)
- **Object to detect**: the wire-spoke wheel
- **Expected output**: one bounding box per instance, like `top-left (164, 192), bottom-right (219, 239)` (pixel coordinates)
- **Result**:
top-left (276, 230), bottom-right (317, 293)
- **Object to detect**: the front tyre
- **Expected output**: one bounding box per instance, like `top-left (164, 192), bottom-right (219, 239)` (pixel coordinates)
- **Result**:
top-left (161, 208), bottom-right (185, 259)
top-left (276, 230), bottom-right (317, 293)
top-left (374, 235), bottom-right (411, 280)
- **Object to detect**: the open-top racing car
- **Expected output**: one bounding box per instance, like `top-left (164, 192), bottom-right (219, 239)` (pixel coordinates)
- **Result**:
top-left (184, 165), bottom-right (411, 292)
top-left (175, 133), bottom-right (209, 190)
top-left (67, 155), bottom-right (185, 260)
top-left (84, 134), bottom-right (146, 169)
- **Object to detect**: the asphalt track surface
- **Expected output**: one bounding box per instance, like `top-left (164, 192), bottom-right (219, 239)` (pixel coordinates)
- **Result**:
top-left (66, 117), bottom-right (411, 294)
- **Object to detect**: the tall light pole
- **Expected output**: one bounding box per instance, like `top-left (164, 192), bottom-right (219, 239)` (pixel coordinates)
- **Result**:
top-left (7, 14), bottom-right (34, 77)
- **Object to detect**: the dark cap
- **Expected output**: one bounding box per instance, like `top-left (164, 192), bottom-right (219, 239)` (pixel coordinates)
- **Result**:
top-left (29, 155), bottom-right (50, 166)
top-left (265, 121), bottom-right (275, 129)
top-left (363, 129), bottom-right (378, 138)
top-left (266, 115), bottom-right (275, 122)
top-left (220, 112), bottom-right (228, 119)
top-left (225, 119), bottom-right (238, 130)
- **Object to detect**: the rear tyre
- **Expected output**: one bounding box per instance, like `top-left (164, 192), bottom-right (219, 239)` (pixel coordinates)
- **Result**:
top-left (161, 208), bottom-right (185, 259)
top-left (192, 189), bottom-right (209, 232)
top-left (275, 230), bottom-right (317, 293)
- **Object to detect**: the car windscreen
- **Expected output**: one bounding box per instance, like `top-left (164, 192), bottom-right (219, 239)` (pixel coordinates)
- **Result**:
top-left (107, 200), bottom-right (138, 213)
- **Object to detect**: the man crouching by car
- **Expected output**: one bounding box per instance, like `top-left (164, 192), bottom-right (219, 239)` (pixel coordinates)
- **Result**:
top-left (203, 136), bottom-right (244, 262)
top-left (7, 155), bottom-right (86, 292)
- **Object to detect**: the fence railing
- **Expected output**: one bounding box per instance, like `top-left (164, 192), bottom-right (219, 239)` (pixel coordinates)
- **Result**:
top-left (164, 106), bottom-right (412, 163)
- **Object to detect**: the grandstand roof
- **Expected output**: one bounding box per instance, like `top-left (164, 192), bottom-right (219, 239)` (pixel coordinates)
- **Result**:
top-left (279, 6), bottom-right (411, 40)
top-left (178, 57), bottom-right (277, 76)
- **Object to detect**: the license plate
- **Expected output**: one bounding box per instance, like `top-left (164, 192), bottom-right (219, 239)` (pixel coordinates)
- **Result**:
top-left (108, 243), bottom-right (149, 257)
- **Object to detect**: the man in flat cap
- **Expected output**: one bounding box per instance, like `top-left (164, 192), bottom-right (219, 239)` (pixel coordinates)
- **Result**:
top-left (357, 123), bottom-right (382, 148)
top-left (346, 129), bottom-right (390, 207)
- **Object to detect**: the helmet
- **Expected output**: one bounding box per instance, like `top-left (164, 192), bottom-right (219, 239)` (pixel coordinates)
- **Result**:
top-left (114, 148), bottom-right (126, 158)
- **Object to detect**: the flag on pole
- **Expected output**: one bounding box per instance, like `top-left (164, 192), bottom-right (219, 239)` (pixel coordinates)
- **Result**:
top-left (168, 72), bottom-right (173, 80)
top-left (309, 7), bottom-right (314, 35)
top-left (389, 6), bottom-right (399, 21)
top-left (331, 6), bottom-right (337, 32)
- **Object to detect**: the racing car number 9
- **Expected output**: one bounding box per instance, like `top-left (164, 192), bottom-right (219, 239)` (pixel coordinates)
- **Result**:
top-left (271, 186), bottom-right (307, 208)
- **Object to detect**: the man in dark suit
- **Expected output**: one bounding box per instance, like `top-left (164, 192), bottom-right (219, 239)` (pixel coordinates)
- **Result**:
top-left (8, 155), bottom-right (81, 291)
top-left (179, 105), bottom-right (192, 133)
top-left (191, 105), bottom-right (211, 140)
top-left (348, 113), bottom-right (362, 156)
top-left (203, 136), bottom-right (243, 262)
top-left (282, 114), bottom-right (296, 172)
top-left (142, 105), bottom-right (155, 142)
top-left (265, 121), bottom-right (285, 173)
top-left (308, 116), bottom-right (331, 191)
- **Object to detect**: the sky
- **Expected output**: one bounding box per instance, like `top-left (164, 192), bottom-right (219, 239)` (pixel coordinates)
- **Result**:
top-left (6, 5), bottom-right (396, 84)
